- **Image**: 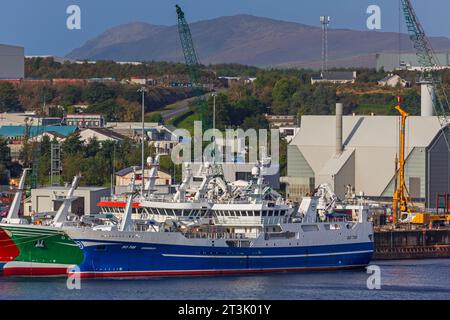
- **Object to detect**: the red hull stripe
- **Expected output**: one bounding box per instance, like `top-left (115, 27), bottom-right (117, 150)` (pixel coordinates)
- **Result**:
top-left (73, 265), bottom-right (367, 279)
top-left (97, 201), bottom-right (141, 209)
top-left (3, 267), bottom-right (68, 277)
top-left (4, 265), bottom-right (367, 278)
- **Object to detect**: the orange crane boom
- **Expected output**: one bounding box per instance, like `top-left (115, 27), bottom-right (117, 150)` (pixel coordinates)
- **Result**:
top-left (392, 96), bottom-right (412, 224)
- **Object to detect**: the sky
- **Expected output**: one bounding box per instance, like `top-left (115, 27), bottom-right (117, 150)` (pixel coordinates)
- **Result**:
top-left (0, 0), bottom-right (449, 56)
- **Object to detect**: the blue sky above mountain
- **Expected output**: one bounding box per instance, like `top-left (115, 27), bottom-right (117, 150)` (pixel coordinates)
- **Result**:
top-left (0, 0), bottom-right (450, 56)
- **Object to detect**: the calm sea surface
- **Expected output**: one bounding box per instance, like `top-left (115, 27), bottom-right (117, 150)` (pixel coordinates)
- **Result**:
top-left (0, 259), bottom-right (449, 300)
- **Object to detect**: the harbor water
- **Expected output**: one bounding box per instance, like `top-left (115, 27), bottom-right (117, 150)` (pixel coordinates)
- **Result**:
top-left (0, 259), bottom-right (449, 300)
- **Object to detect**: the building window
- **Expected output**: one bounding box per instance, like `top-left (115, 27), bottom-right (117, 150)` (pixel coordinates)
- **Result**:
top-left (236, 172), bottom-right (252, 181)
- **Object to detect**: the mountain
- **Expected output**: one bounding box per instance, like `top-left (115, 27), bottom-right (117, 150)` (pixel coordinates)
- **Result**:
top-left (67, 15), bottom-right (450, 68)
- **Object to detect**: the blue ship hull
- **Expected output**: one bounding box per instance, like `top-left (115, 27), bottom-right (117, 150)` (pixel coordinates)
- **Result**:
top-left (74, 240), bottom-right (374, 278)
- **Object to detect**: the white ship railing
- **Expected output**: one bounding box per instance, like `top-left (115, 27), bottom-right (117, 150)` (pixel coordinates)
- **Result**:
top-left (182, 232), bottom-right (257, 240)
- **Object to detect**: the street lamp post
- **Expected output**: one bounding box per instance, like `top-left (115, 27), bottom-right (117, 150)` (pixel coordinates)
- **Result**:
top-left (138, 87), bottom-right (147, 198)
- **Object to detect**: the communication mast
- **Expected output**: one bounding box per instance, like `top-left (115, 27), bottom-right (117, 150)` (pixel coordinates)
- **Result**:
top-left (320, 16), bottom-right (330, 75)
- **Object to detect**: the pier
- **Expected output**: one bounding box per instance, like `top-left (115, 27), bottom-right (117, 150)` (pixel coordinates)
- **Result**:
top-left (373, 229), bottom-right (450, 260)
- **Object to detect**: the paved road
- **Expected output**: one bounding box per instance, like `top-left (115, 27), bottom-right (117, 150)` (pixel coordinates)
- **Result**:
top-left (160, 89), bottom-right (227, 121)
top-left (161, 105), bottom-right (191, 120)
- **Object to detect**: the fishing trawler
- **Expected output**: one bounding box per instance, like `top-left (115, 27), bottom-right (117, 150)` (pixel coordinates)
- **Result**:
top-left (0, 158), bottom-right (375, 278)
top-left (0, 172), bottom-right (84, 276)
top-left (64, 161), bottom-right (374, 278)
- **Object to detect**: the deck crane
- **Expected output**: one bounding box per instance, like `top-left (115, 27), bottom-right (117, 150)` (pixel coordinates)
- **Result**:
top-left (175, 5), bottom-right (210, 130)
top-left (401, 0), bottom-right (450, 149)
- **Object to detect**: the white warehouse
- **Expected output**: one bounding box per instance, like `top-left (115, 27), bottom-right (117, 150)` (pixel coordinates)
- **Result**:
top-left (286, 104), bottom-right (449, 207)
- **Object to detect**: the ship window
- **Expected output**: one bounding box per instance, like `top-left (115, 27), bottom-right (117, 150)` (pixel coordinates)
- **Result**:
top-left (262, 211), bottom-right (268, 216)
top-left (301, 225), bottom-right (319, 232)
top-left (95, 245), bottom-right (107, 251)
top-left (268, 211), bottom-right (273, 217)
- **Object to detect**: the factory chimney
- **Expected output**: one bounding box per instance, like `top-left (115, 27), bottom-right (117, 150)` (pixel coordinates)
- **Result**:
top-left (420, 81), bottom-right (435, 116)
top-left (336, 103), bottom-right (343, 155)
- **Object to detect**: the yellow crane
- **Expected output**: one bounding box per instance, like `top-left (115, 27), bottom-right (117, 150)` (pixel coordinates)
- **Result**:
top-left (392, 96), bottom-right (450, 225)
top-left (392, 96), bottom-right (413, 224)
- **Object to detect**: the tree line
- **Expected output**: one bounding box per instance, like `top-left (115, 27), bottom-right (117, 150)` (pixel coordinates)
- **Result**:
top-left (0, 81), bottom-right (193, 122)
top-left (15, 133), bottom-right (180, 187)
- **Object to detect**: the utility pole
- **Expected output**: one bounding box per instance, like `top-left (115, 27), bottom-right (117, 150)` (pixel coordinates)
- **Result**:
top-left (212, 93), bottom-right (217, 162)
top-left (212, 93), bottom-right (217, 131)
top-left (138, 87), bottom-right (147, 198)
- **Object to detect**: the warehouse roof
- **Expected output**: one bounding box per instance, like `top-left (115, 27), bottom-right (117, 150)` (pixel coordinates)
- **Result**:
top-left (0, 125), bottom-right (78, 138)
top-left (291, 115), bottom-right (442, 148)
top-left (318, 148), bottom-right (355, 176)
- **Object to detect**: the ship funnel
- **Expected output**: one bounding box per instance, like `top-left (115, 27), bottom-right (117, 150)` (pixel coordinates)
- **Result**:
top-left (336, 103), bottom-right (343, 155)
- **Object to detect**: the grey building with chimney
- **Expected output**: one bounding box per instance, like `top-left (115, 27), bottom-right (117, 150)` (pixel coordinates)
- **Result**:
top-left (285, 103), bottom-right (449, 207)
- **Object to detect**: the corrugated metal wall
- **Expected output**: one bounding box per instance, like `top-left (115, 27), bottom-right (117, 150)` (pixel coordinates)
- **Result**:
top-left (286, 145), bottom-right (315, 199)
top-left (287, 145), bottom-right (314, 178)
top-left (381, 147), bottom-right (426, 199)
top-left (427, 131), bottom-right (450, 207)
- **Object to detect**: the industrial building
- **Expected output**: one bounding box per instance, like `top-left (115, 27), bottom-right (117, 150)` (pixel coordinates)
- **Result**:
top-left (27, 186), bottom-right (110, 216)
top-left (285, 102), bottom-right (449, 207)
top-left (0, 44), bottom-right (24, 79)
top-left (79, 128), bottom-right (126, 144)
top-left (63, 114), bottom-right (106, 128)
top-left (376, 52), bottom-right (450, 71)
top-left (311, 71), bottom-right (357, 84)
